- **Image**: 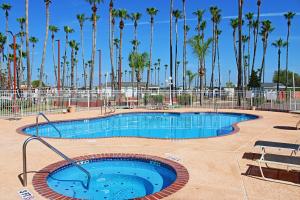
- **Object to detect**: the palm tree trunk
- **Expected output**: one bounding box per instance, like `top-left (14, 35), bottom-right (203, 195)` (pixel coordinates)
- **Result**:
top-left (175, 19), bottom-right (178, 91)
top-left (118, 27), bottom-right (123, 91)
top-left (71, 48), bottom-right (74, 90)
top-left (79, 26), bottom-right (86, 90)
top-left (170, 0), bottom-right (173, 93)
top-left (233, 29), bottom-right (238, 67)
top-left (285, 25), bottom-right (290, 92)
top-left (109, 4), bottom-right (115, 93)
top-left (39, 3), bottom-right (50, 88)
top-left (182, 0), bottom-right (186, 91)
top-left (90, 10), bottom-right (97, 90)
top-left (247, 23), bottom-right (251, 82)
top-left (260, 40), bottom-right (267, 83)
top-left (277, 48), bottom-right (281, 92)
top-left (237, 0), bottom-right (243, 106)
top-left (31, 45), bottom-right (34, 81)
top-left (62, 34), bottom-right (68, 90)
top-left (146, 19), bottom-right (153, 90)
top-left (51, 37), bottom-right (57, 85)
top-left (217, 35), bottom-right (221, 91)
top-left (7, 61), bottom-right (11, 89)
top-left (251, 2), bottom-right (260, 72)
top-left (25, 0), bottom-right (31, 91)
top-left (210, 22), bottom-right (216, 89)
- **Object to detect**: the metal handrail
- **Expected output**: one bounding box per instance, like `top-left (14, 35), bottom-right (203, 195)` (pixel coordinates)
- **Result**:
top-left (21, 136), bottom-right (91, 189)
top-left (104, 105), bottom-right (115, 114)
top-left (36, 112), bottom-right (62, 138)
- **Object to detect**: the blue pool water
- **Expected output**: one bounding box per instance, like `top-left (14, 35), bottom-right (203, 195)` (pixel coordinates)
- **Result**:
top-left (23, 112), bottom-right (257, 139)
top-left (47, 158), bottom-right (177, 199)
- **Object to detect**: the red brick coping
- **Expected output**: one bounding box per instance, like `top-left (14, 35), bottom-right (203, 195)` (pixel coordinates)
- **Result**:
top-left (32, 153), bottom-right (189, 200)
top-left (17, 111), bottom-right (261, 140)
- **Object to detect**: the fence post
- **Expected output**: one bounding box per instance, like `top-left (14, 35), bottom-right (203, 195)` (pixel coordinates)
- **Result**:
top-left (289, 91), bottom-right (292, 111)
top-left (87, 90), bottom-right (90, 111)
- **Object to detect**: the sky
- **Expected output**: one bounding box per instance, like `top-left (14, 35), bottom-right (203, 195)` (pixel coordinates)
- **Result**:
top-left (0, 0), bottom-right (300, 87)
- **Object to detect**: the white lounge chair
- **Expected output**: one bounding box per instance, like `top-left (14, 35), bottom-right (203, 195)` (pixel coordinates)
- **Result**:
top-left (257, 153), bottom-right (300, 186)
top-left (254, 140), bottom-right (299, 156)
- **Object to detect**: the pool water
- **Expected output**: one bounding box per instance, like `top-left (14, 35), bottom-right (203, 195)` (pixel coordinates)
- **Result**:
top-left (23, 112), bottom-right (257, 139)
top-left (47, 158), bottom-right (177, 199)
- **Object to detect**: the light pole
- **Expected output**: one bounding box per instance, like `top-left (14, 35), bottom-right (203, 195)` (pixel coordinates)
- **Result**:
top-left (56, 40), bottom-right (61, 93)
top-left (7, 31), bottom-right (17, 101)
top-left (166, 77), bottom-right (173, 106)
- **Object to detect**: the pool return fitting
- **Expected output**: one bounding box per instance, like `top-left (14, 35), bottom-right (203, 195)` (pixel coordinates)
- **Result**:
top-left (19, 113), bottom-right (91, 190)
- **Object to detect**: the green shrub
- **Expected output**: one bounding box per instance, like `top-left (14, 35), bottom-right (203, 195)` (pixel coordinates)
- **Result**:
top-left (177, 94), bottom-right (195, 105)
top-left (144, 94), bottom-right (163, 105)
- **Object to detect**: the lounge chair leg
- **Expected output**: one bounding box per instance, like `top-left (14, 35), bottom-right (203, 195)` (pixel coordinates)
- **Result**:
top-left (258, 161), bottom-right (266, 179)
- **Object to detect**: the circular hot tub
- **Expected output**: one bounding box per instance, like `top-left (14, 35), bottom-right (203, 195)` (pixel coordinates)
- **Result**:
top-left (33, 154), bottom-right (189, 199)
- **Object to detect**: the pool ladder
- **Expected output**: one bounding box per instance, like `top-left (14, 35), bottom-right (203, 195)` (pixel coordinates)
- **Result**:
top-left (36, 112), bottom-right (62, 137)
top-left (19, 113), bottom-right (91, 190)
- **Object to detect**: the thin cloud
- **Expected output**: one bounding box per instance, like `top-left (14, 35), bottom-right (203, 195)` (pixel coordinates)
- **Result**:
top-left (125, 12), bottom-right (300, 26)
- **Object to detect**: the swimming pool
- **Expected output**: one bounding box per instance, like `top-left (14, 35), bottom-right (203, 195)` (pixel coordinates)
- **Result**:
top-left (22, 112), bottom-right (258, 139)
top-left (32, 154), bottom-right (189, 199)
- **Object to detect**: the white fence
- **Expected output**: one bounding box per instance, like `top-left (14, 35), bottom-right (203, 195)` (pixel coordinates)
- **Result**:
top-left (0, 89), bottom-right (299, 118)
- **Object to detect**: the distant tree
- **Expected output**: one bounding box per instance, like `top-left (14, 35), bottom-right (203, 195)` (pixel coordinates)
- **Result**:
top-left (273, 70), bottom-right (300, 88)
top-left (272, 38), bottom-right (287, 92)
top-left (32, 80), bottom-right (45, 88)
top-left (248, 69), bottom-right (261, 89)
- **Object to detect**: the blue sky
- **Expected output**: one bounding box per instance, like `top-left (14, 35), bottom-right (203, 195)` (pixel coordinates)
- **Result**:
top-left (1, 0), bottom-right (300, 87)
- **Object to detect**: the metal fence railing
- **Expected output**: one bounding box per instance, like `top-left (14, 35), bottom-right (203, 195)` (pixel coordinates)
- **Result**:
top-left (0, 89), bottom-right (299, 118)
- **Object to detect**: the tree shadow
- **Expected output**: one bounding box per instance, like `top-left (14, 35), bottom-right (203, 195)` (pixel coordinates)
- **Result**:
top-left (242, 164), bottom-right (300, 184)
top-left (273, 126), bottom-right (298, 131)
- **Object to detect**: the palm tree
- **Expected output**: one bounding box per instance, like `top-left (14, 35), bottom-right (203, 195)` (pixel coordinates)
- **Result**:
top-left (170, 0), bottom-right (173, 92)
top-left (272, 38), bottom-right (287, 92)
top-left (173, 10), bottom-right (183, 91)
top-left (284, 12), bottom-right (296, 92)
top-left (130, 12), bottom-right (142, 51)
top-left (245, 12), bottom-right (254, 80)
top-left (0, 33), bottom-right (7, 89)
top-left (259, 20), bottom-right (274, 83)
top-left (193, 9), bottom-right (205, 89)
top-left (17, 17), bottom-right (26, 86)
top-left (49, 25), bottom-right (59, 85)
top-left (39, 0), bottom-right (51, 88)
top-left (200, 21), bottom-right (207, 88)
top-left (188, 36), bottom-right (212, 104)
top-left (117, 9), bottom-right (128, 91)
top-left (62, 26), bottom-right (74, 89)
top-left (251, 0), bottom-right (261, 73)
top-left (110, 8), bottom-right (118, 92)
top-left (69, 40), bottom-right (79, 90)
top-left (209, 6), bottom-right (221, 89)
top-left (242, 35), bottom-right (249, 87)
top-left (216, 29), bottom-right (222, 91)
top-left (186, 70), bottom-right (197, 89)
top-left (146, 7), bottom-right (158, 90)
top-left (29, 37), bottom-right (38, 79)
top-left (86, 0), bottom-right (103, 90)
top-left (132, 52), bottom-right (149, 100)
top-left (25, 0), bottom-right (31, 90)
top-left (237, 0), bottom-right (243, 106)
top-left (230, 18), bottom-right (239, 67)
top-left (182, 0), bottom-right (187, 90)
top-left (76, 14), bottom-right (87, 89)
top-left (109, 0), bottom-right (114, 91)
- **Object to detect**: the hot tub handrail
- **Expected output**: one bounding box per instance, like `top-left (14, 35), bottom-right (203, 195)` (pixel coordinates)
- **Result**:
top-left (36, 112), bottom-right (62, 138)
top-left (21, 136), bottom-right (91, 190)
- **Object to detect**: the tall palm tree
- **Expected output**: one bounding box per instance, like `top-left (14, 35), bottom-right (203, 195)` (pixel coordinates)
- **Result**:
top-left (272, 38), bottom-right (287, 92)
top-left (62, 26), bottom-right (74, 89)
top-left (108, 0), bottom-right (114, 91)
top-left (110, 8), bottom-right (118, 91)
top-left (146, 7), bottom-right (158, 90)
top-left (230, 18), bottom-right (239, 67)
top-left (245, 12), bottom-right (254, 80)
top-left (216, 29), bottom-right (222, 91)
top-left (86, 0), bottom-right (103, 90)
top-left (69, 40), bottom-right (79, 90)
top-left (76, 14), bottom-right (87, 89)
top-left (284, 12), bottom-right (296, 92)
top-left (237, 0), bottom-right (243, 106)
top-left (170, 0), bottom-right (173, 92)
top-left (39, 0), bottom-right (51, 88)
top-left (25, 0), bottom-right (31, 90)
top-left (200, 21), bottom-right (207, 88)
top-left (173, 10), bottom-right (183, 91)
top-left (117, 9), bottom-right (128, 91)
top-left (259, 20), bottom-right (274, 83)
top-left (17, 17), bottom-right (26, 86)
top-left (29, 37), bottom-right (38, 80)
top-left (209, 6), bottom-right (221, 89)
top-left (49, 25), bottom-right (59, 85)
top-left (182, 0), bottom-right (187, 90)
top-left (193, 9), bottom-right (205, 89)
top-left (251, 0), bottom-right (261, 73)
top-left (242, 35), bottom-right (249, 87)
top-left (188, 36), bottom-right (212, 104)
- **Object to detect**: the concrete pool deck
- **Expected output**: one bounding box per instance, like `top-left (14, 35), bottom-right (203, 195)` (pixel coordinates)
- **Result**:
top-left (0, 108), bottom-right (299, 200)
